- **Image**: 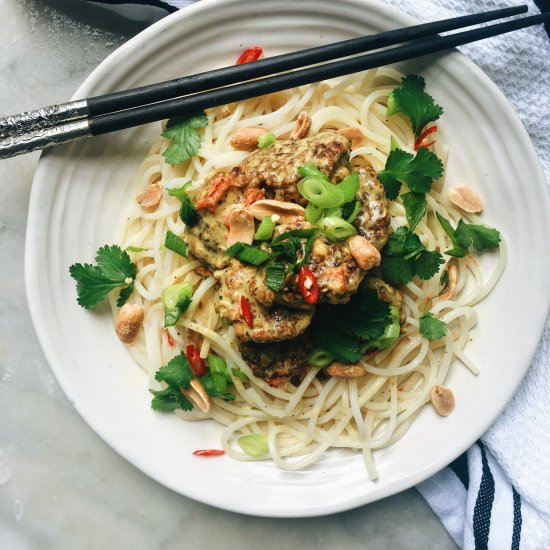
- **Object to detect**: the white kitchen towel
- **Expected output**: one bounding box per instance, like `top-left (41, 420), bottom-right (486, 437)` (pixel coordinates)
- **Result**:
top-left (86, 1), bottom-right (550, 548)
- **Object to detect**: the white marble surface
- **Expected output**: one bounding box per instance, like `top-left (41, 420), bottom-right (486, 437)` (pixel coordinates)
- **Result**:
top-left (0, 1), bottom-right (459, 548)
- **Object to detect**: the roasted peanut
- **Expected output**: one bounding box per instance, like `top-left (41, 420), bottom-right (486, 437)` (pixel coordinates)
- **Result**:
top-left (327, 363), bottom-right (366, 378)
top-left (290, 111), bottom-right (312, 140)
top-left (348, 235), bottom-right (381, 271)
top-left (439, 262), bottom-right (458, 301)
top-left (115, 303), bottom-right (144, 344)
top-left (136, 182), bottom-right (163, 211)
top-left (448, 184), bottom-right (483, 213)
top-left (230, 127), bottom-right (268, 151)
top-left (430, 385), bottom-right (455, 416)
top-left (247, 199), bottom-right (305, 224)
top-left (226, 207), bottom-right (255, 247)
top-left (336, 127), bottom-right (365, 148)
top-left (187, 378), bottom-right (211, 413)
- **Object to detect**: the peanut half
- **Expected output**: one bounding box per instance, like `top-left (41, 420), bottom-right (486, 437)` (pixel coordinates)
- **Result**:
top-left (247, 199), bottom-right (305, 224)
top-left (430, 385), bottom-right (455, 416)
top-left (115, 304), bottom-right (144, 344)
top-left (448, 184), bottom-right (483, 213)
top-left (290, 111), bottom-right (312, 140)
top-left (348, 235), bottom-right (381, 271)
top-left (230, 127), bottom-right (268, 151)
top-left (136, 182), bottom-right (163, 212)
top-left (187, 378), bottom-right (211, 413)
top-left (336, 127), bottom-right (365, 148)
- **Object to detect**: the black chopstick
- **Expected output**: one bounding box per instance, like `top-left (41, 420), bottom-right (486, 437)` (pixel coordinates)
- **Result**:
top-left (89, 12), bottom-right (550, 136)
top-left (0, 4), bottom-right (527, 143)
top-left (87, 5), bottom-right (527, 116)
top-left (1, 9), bottom-right (549, 159)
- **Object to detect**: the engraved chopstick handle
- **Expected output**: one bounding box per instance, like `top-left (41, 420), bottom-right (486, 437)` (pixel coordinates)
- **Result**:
top-left (0, 119), bottom-right (93, 159)
top-left (0, 99), bottom-right (89, 140)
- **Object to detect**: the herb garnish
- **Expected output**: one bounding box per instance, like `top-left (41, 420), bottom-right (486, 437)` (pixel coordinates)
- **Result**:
top-left (419, 312), bottom-right (447, 340)
top-left (161, 112), bottom-right (208, 165)
top-left (69, 245), bottom-right (137, 309)
top-left (167, 181), bottom-right (199, 227)
top-left (387, 75), bottom-right (443, 137)
top-left (164, 231), bottom-right (188, 258)
top-left (313, 289), bottom-right (390, 363)
top-left (151, 353), bottom-right (193, 412)
top-left (436, 213), bottom-right (501, 257)
top-left (378, 147), bottom-right (443, 230)
top-left (381, 227), bottom-right (444, 285)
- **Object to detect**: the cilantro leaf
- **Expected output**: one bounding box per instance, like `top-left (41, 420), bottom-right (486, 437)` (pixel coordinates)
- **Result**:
top-left (401, 191), bottom-right (427, 230)
top-left (346, 289), bottom-right (391, 341)
top-left (436, 212), bottom-right (468, 257)
top-left (69, 245), bottom-right (136, 309)
top-left (154, 353), bottom-right (192, 389)
top-left (378, 147), bottom-right (443, 199)
top-left (455, 220), bottom-right (501, 252)
top-left (381, 227), bottom-right (443, 285)
top-left (380, 256), bottom-right (414, 285)
top-left (150, 386), bottom-right (193, 412)
top-left (265, 262), bottom-right (287, 292)
top-left (436, 213), bottom-right (500, 257)
top-left (313, 289), bottom-right (390, 363)
top-left (313, 322), bottom-right (364, 363)
top-left (387, 75), bottom-right (444, 137)
top-left (161, 112), bottom-right (208, 165)
top-left (413, 250), bottom-right (445, 280)
top-left (419, 312), bottom-right (447, 340)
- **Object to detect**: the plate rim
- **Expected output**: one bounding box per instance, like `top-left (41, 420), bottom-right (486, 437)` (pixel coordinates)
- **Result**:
top-left (25, 0), bottom-right (550, 517)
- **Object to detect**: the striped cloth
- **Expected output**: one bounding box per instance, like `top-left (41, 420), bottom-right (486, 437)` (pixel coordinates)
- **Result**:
top-left (85, 1), bottom-right (550, 548)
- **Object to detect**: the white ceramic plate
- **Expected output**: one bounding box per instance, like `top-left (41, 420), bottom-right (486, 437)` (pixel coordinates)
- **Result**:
top-left (26, 0), bottom-right (550, 517)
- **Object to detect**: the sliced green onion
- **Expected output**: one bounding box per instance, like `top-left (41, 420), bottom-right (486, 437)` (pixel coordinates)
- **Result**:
top-left (125, 246), bottom-right (148, 253)
top-left (308, 348), bottom-right (334, 367)
top-left (297, 164), bottom-right (328, 180)
top-left (231, 368), bottom-right (248, 381)
top-left (368, 306), bottom-right (401, 350)
top-left (305, 202), bottom-right (323, 223)
top-left (265, 262), bottom-right (287, 292)
top-left (226, 242), bottom-right (271, 265)
top-left (345, 201), bottom-right (361, 223)
top-left (164, 231), bottom-right (188, 257)
top-left (167, 181), bottom-right (199, 227)
top-left (325, 201), bottom-right (357, 221)
top-left (212, 372), bottom-right (227, 393)
top-left (237, 434), bottom-right (269, 457)
top-left (390, 135), bottom-right (400, 151)
top-left (208, 355), bottom-right (229, 378)
top-left (254, 216), bottom-right (276, 241)
top-left (258, 131), bottom-right (276, 149)
top-left (317, 216), bottom-right (357, 241)
top-left (336, 172), bottom-right (359, 203)
top-left (166, 180), bottom-right (192, 201)
top-left (161, 282), bottom-right (193, 327)
top-left (297, 177), bottom-right (344, 208)
top-left (271, 228), bottom-right (318, 242)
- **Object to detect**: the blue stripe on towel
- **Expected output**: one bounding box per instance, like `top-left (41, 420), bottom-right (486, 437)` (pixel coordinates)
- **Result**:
top-left (511, 486), bottom-right (522, 550)
top-left (473, 443), bottom-right (495, 550)
top-left (449, 451), bottom-right (469, 489)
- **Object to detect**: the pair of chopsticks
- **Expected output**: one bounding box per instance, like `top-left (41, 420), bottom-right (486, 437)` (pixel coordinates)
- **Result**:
top-left (1, 5), bottom-right (549, 160)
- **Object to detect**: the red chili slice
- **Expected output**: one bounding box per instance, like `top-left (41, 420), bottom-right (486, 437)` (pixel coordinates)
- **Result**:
top-left (240, 295), bottom-right (253, 328)
top-left (185, 344), bottom-right (206, 376)
top-left (298, 266), bottom-right (319, 304)
top-left (414, 125), bottom-right (438, 151)
top-left (192, 449), bottom-right (225, 457)
top-left (166, 331), bottom-right (174, 347)
top-left (235, 46), bottom-right (263, 65)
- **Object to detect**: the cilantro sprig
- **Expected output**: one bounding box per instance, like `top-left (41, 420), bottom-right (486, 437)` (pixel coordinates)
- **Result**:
top-left (436, 213), bottom-right (501, 257)
top-left (381, 227), bottom-right (444, 285)
top-left (387, 75), bottom-right (443, 137)
top-left (378, 147), bottom-right (443, 230)
top-left (69, 245), bottom-right (137, 309)
top-left (419, 312), bottom-right (447, 340)
top-left (313, 289), bottom-right (390, 363)
top-left (161, 112), bottom-right (208, 165)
